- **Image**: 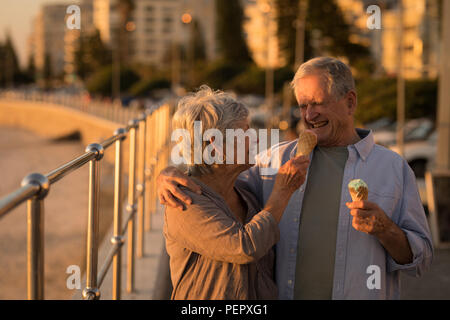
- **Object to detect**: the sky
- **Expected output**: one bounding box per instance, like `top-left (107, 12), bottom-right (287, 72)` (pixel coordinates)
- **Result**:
top-left (0, 0), bottom-right (77, 68)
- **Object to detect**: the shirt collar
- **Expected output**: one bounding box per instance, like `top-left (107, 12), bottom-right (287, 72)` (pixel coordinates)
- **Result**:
top-left (351, 128), bottom-right (374, 161)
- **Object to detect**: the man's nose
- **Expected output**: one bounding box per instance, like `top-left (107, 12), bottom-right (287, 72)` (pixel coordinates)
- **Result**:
top-left (304, 105), bottom-right (319, 122)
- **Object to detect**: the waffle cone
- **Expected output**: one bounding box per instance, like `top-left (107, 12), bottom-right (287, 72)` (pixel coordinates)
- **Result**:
top-left (349, 186), bottom-right (368, 201)
top-left (296, 130), bottom-right (317, 156)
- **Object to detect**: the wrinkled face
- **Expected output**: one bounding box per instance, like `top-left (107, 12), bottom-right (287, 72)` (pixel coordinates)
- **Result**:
top-left (294, 74), bottom-right (356, 147)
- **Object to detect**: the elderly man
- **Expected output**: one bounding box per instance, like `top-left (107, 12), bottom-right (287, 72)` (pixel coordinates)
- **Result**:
top-left (157, 57), bottom-right (433, 299)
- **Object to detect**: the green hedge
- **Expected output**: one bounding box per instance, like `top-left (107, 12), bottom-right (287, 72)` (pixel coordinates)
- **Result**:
top-left (86, 65), bottom-right (140, 96)
top-left (355, 77), bottom-right (437, 124)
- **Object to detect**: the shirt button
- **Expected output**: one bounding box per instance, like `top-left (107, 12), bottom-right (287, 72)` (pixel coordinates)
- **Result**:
top-left (290, 248), bottom-right (295, 254)
top-left (293, 218), bottom-right (298, 222)
top-left (288, 280), bottom-right (293, 286)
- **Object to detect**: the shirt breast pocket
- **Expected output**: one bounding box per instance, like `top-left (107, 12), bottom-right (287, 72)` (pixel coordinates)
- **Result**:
top-left (368, 187), bottom-right (399, 219)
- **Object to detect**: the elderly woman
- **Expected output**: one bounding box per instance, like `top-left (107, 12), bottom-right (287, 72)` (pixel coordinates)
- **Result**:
top-left (163, 85), bottom-right (309, 300)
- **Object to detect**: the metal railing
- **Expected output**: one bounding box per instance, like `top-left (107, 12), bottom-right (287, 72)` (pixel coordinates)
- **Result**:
top-left (0, 103), bottom-right (172, 300)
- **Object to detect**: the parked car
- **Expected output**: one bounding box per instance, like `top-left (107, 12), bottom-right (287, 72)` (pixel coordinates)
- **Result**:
top-left (390, 131), bottom-right (437, 178)
top-left (389, 131), bottom-right (437, 207)
top-left (372, 118), bottom-right (434, 147)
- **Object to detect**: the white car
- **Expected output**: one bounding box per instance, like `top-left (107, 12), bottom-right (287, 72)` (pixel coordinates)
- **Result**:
top-left (372, 118), bottom-right (434, 147)
top-left (389, 131), bottom-right (437, 178)
top-left (389, 131), bottom-right (437, 206)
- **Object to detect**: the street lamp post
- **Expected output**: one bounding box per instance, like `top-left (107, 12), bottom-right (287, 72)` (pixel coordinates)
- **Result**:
top-left (396, 1), bottom-right (405, 157)
top-left (181, 12), bottom-right (194, 88)
top-left (111, 13), bottom-right (121, 102)
top-left (294, 0), bottom-right (308, 71)
top-left (261, 1), bottom-right (274, 127)
top-left (436, 0), bottom-right (450, 172)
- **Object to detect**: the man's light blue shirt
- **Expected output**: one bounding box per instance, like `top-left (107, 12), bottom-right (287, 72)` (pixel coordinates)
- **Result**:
top-left (237, 129), bottom-right (433, 299)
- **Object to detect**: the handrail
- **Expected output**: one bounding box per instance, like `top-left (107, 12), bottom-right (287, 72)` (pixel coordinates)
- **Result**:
top-left (0, 183), bottom-right (40, 218)
top-left (46, 151), bottom-right (97, 184)
top-left (0, 102), bottom-right (172, 300)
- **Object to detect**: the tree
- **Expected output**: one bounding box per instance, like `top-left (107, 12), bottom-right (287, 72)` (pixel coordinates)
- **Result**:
top-left (25, 54), bottom-right (36, 83)
top-left (275, 0), bottom-right (299, 66)
top-left (215, 0), bottom-right (252, 64)
top-left (86, 65), bottom-right (140, 97)
top-left (0, 33), bottom-right (21, 87)
top-left (355, 78), bottom-right (438, 124)
top-left (189, 18), bottom-right (206, 63)
top-left (75, 30), bottom-right (111, 80)
top-left (43, 53), bottom-right (52, 89)
top-left (275, 0), bottom-right (373, 72)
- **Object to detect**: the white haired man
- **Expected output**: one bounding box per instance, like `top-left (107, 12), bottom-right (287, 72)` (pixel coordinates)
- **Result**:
top-left (157, 57), bottom-right (433, 299)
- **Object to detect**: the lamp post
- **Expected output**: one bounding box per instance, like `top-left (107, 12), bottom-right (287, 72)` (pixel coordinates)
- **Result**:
top-left (396, 1), bottom-right (405, 157)
top-left (261, 1), bottom-right (274, 127)
top-left (294, 0), bottom-right (308, 71)
top-left (111, 12), bottom-right (121, 102)
top-left (181, 12), bottom-right (194, 88)
top-left (436, 0), bottom-right (450, 172)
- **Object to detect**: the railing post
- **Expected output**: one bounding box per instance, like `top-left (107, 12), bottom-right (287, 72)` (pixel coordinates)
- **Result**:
top-left (112, 129), bottom-right (126, 300)
top-left (137, 113), bottom-right (147, 258)
top-left (127, 119), bottom-right (139, 293)
top-left (21, 173), bottom-right (49, 300)
top-left (145, 108), bottom-right (155, 231)
top-left (82, 143), bottom-right (104, 300)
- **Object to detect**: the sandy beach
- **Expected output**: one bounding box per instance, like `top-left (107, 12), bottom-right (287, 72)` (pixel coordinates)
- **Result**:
top-left (0, 126), bottom-right (115, 299)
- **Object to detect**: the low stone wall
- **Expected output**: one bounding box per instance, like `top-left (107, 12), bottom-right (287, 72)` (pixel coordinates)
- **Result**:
top-left (0, 98), bottom-right (131, 169)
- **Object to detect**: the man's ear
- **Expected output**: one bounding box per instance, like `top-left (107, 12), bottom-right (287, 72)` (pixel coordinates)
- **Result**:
top-left (346, 90), bottom-right (357, 115)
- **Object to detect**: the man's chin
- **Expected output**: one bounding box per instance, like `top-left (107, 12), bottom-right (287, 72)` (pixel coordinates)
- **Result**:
top-left (313, 131), bottom-right (330, 147)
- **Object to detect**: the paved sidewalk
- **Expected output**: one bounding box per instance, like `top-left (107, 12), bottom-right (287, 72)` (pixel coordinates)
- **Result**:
top-left (73, 204), bottom-right (168, 300)
top-left (401, 248), bottom-right (450, 300)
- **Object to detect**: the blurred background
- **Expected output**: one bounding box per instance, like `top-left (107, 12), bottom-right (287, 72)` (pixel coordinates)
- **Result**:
top-left (0, 0), bottom-right (448, 172)
top-left (0, 0), bottom-right (449, 299)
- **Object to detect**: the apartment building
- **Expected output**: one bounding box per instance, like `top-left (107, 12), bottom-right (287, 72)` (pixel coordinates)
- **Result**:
top-left (32, 4), bottom-right (68, 78)
top-left (93, 0), bottom-right (217, 66)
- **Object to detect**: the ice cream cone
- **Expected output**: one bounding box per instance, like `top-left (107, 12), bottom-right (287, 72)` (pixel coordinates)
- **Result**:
top-left (348, 179), bottom-right (369, 201)
top-left (296, 130), bottom-right (317, 156)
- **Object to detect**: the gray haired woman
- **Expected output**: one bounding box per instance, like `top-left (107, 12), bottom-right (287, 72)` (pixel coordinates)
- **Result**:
top-left (163, 85), bottom-right (309, 299)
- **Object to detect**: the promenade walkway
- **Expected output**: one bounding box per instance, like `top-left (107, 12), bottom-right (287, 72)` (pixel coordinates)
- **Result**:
top-left (0, 95), bottom-right (171, 300)
top-left (0, 126), bottom-right (96, 299)
top-left (71, 204), bottom-right (169, 300)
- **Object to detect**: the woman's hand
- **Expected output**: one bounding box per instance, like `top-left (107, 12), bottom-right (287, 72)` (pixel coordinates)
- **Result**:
top-left (273, 155), bottom-right (310, 194)
top-left (264, 155), bottom-right (310, 223)
top-left (157, 166), bottom-right (202, 210)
